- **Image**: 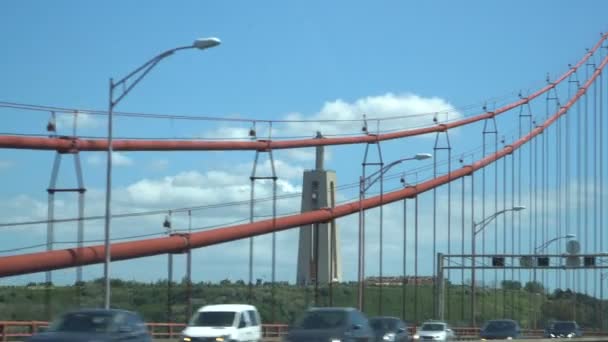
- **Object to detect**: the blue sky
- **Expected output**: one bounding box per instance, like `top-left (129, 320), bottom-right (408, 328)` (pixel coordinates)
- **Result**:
top-left (1, 0), bottom-right (608, 297)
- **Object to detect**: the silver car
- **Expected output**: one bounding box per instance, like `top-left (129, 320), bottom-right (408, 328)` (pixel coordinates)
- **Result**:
top-left (413, 321), bottom-right (456, 342)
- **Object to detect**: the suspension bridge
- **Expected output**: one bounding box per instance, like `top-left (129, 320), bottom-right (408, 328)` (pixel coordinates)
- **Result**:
top-left (1, 31), bottom-right (608, 337)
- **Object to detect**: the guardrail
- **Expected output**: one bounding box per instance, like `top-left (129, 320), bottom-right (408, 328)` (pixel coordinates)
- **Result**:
top-left (0, 321), bottom-right (607, 341)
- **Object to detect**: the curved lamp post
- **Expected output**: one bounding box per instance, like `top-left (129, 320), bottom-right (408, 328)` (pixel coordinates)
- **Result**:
top-left (357, 152), bottom-right (432, 311)
top-left (471, 205), bottom-right (526, 326)
top-left (534, 234), bottom-right (576, 253)
top-left (103, 37), bottom-right (221, 309)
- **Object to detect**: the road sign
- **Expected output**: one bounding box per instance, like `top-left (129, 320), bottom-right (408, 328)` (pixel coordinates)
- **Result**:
top-left (566, 256), bottom-right (580, 267)
top-left (520, 256), bottom-right (534, 267)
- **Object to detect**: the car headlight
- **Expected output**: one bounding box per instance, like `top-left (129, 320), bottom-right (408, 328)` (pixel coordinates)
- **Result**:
top-left (568, 333), bottom-right (574, 338)
top-left (434, 335), bottom-right (442, 340)
top-left (507, 337), bottom-right (513, 340)
top-left (330, 339), bottom-right (342, 342)
top-left (383, 333), bottom-right (396, 341)
top-left (413, 334), bottom-right (420, 340)
top-left (550, 333), bottom-right (556, 338)
top-left (181, 336), bottom-right (192, 342)
top-left (215, 336), bottom-right (230, 342)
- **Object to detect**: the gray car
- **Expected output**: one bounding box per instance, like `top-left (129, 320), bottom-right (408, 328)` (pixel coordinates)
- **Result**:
top-left (27, 308), bottom-right (152, 342)
top-left (284, 307), bottom-right (375, 342)
top-left (369, 316), bottom-right (409, 342)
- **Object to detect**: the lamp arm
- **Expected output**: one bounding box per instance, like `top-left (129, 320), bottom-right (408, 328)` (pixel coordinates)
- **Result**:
top-left (473, 210), bottom-right (505, 236)
top-left (111, 45), bottom-right (193, 106)
top-left (364, 158), bottom-right (415, 192)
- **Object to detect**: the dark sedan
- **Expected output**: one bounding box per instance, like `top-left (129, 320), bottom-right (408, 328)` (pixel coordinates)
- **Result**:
top-left (544, 321), bottom-right (583, 338)
top-left (480, 319), bottom-right (521, 340)
top-left (284, 307), bottom-right (375, 342)
top-left (369, 316), bottom-right (409, 342)
top-left (27, 308), bottom-right (152, 342)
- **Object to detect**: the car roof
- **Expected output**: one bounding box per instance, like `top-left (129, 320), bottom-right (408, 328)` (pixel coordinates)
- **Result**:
top-left (369, 316), bottom-right (401, 321)
top-left (63, 308), bottom-right (137, 316)
top-left (198, 304), bottom-right (257, 312)
top-left (308, 307), bottom-right (357, 312)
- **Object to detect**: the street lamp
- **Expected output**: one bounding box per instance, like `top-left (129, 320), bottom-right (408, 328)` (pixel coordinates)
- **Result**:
top-left (357, 153), bottom-right (432, 311)
top-left (103, 37), bottom-right (221, 309)
top-left (471, 205), bottom-right (525, 326)
top-left (534, 234), bottom-right (576, 253)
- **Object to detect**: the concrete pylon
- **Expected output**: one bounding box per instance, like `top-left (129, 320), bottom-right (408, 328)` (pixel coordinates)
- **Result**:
top-left (296, 139), bottom-right (341, 285)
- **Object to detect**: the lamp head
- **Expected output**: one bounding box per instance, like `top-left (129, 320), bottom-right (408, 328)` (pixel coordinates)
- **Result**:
top-left (193, 37), bottom-right (221, 50)
top-left (512, 205), bottom-right (526, 211)
top-left (414, 153), bottom-right (433, 160)
top-left (565, 234), bottom-right (576, 239)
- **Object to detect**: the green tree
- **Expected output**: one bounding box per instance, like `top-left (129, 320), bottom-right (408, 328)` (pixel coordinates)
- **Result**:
top-left (524, 281), bottom-right (544, 294)
top-left (501, 280), bottom-right (522, 290)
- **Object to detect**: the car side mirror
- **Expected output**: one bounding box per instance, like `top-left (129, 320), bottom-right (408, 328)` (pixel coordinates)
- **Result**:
top-left (398, 327), bottom-right (406, 333)
top-left (119, 325), bottom-right (134, 333)
top-left (352, 324), bottom-right (362, 330)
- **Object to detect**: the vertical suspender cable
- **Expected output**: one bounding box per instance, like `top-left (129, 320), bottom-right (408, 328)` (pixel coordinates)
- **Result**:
top-left (584, 63), bottom-right (590, 296)
top-left (461, 174), bottom-right (466, 322)
top-left (502, 144), bottom-right (507, 319)
top-left (414, 193), bottom-right (419, 323)
top-left (402, 191), bottom-right (407, 320)
top-left (471, 172), bottom-right (476, 326)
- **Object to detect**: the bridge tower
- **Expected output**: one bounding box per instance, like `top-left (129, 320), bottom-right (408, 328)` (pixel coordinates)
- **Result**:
top-left (296, 136), bottom-right (341, 285)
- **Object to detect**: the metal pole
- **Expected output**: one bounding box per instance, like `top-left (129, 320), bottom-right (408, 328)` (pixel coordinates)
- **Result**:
top-left (103, 78), bottom-right (114, 309)
top-left (379, 152), bottom-right (384, 316)
top-left (314, 222), bottom-right (319, 306)
top-left (414, 195), bottom-right (419, 323)
top-left (461, 175), bottom-right (466, 322)
top-left (167, 211), bottom-right (173, 323)
top-left (437, 253), bottom-right (444, 320)
top-left (470, 172), bottom-right (476, 327)
top-left (471, 217), bottom-right (477, 326)
top-left (186, 210), bottom-right (192, 321)
top-left (357, 175), bottom-right (365, 311)
top-left (168, 251), bottom-right (173, 322)
top-left (402, 195), bottom-right (407, 320)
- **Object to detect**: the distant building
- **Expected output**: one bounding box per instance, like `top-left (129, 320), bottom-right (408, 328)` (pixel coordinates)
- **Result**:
top-left (296, 141), bottom-right (341, 285)
top-left (365, 276), bottom-right (435, 286)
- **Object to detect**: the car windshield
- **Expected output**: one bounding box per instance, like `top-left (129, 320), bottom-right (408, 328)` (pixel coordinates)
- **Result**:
top-left (49, 311), bottom-right (115, 333)
top-left (421, 323), bottom-right (445, 331)
top-left (484, 321), bottom-right (516, 332)
top-left (295, 310), bottom-right (347, 330)
top-left (370, 318), bottom-right (398, 331)
top-left (553, 322), bottom-right (576, 330)
top-left (189, 311), bottom-right (235, 327)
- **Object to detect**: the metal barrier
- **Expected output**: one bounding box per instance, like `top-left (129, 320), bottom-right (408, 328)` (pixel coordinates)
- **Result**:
top-left (0, 321), bottom-right (607, 341)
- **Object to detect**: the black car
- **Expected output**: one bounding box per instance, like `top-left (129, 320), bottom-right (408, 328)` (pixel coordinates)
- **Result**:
top-left (544, 321), bottom-right (583, 338)
top-left (284, 307), bottom-right (375, 342)
top-left (27, 308), bottom-right (152, 342)
top-left (369, 316), bottom-right (409, 342)
top-left (479, 319), bottom-right (522, 340)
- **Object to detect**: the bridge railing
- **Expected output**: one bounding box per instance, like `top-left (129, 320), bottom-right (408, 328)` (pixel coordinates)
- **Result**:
top-left (0, 320), bottom-right (606, 341)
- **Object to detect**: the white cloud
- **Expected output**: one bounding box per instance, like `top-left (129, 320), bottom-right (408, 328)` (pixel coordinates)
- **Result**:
top-left (56, 112), bottom-right (101, 131)
top-left (282, 93), bottom-right (460, 137)
top-left (201, 93), bottom-right (460, 140)
top-left (87, 152), bottom-right (133, 166)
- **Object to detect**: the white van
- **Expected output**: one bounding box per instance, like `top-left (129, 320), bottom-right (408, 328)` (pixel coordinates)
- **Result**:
top-left (180, 304), bottom-right (262, 342)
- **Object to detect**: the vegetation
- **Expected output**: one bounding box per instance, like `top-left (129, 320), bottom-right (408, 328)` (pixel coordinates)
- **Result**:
top-left (0, 279), bottom-right (605, 330)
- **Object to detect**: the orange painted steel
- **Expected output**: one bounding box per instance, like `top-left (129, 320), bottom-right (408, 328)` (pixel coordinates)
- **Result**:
top-left (0, 34), bottom-right (606, 152)
top-left (0, 49), bottom-right (605, 277)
